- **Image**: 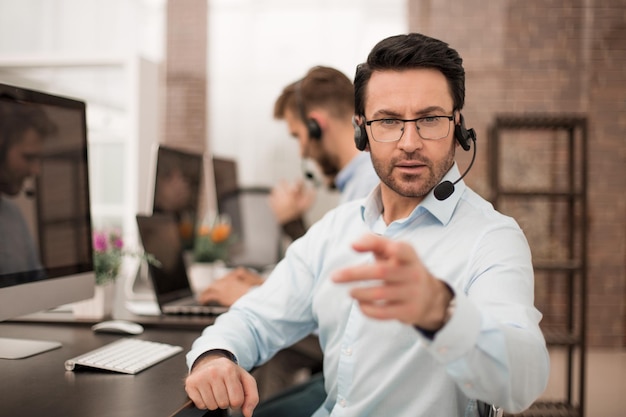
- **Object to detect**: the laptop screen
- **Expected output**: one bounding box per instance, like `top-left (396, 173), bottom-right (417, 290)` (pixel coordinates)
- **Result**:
top-left (136, 213), bottom-right (194, 305)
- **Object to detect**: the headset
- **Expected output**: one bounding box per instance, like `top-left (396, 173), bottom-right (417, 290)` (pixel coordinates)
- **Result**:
top-left (353, 117), bottom-right (368, 151)
top-left (295, 79), bottom-right (322, 141)
top-left (354, 112), bottom-right (473, 152)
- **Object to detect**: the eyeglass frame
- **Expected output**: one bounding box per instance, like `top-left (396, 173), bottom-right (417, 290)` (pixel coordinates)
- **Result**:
top-left (364, 114), bottom-right (455, 143)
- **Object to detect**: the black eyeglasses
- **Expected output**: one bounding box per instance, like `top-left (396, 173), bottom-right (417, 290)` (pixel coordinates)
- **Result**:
top-left (365, 115), bottom-right (454, 143)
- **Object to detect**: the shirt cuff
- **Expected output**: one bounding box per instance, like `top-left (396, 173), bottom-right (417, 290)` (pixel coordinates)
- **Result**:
top-left (190, 348), bottom-right (238, 372)
top-left (414, 282), bottom-right (456, 339)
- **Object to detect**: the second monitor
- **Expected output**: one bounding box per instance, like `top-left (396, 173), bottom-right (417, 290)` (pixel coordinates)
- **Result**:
top-left (151, 145), bottom-right (204, 251)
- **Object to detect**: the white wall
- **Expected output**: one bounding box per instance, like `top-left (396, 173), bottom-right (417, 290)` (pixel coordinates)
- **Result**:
top-left (0, 0), bottom-right (165, 61)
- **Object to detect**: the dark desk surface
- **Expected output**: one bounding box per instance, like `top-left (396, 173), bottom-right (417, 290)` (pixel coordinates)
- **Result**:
top-left (0, 321), bottom-right (218, 417)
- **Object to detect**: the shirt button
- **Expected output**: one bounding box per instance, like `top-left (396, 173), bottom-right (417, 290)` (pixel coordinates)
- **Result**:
top-left (343, 347), bottom-right (353, 356)
top-left (339, 399), bottom-right (347, 407)
top-left (465, 382), bottom-right (473, 389)
top-left (437, 346), bottom-right (448, 355)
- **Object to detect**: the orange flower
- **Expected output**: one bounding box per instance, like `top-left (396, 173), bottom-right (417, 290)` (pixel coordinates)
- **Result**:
top-left (210, 223), bottom-right (231, 243)
top-left (197, 224), bottom-right (211, 237)
top-left (193, 215), bottom-right (234, 262)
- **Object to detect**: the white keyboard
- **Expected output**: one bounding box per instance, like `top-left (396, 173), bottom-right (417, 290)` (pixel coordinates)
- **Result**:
top-left (65, 338), bottom-right (183, 375)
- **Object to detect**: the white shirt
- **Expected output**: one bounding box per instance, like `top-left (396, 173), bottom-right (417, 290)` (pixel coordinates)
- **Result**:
top-left (187, 163), bottom-right (549, 416)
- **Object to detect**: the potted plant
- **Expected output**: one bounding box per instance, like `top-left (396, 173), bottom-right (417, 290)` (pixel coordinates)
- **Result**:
top-left (74, 229), bottom-right (153, 319)
top-left (92, 229), bottom-right (125, 286)
top-left (188, 215), bottom-right (234, 291)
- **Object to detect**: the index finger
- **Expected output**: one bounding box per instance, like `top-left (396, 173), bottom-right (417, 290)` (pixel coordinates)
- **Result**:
top-left (351, 234), bottom-right (417, 265)
top-left (332, 235), bottom-right (418, 284)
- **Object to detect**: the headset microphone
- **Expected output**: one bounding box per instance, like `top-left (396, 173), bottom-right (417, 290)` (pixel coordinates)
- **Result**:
top-left (301, 159), bottom-right (322, 187)
top-left (433, 131), bottom-right (477, 201)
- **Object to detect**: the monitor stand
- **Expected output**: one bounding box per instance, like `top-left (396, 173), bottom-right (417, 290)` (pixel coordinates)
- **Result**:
top-left (124, 260), bottom-right (156, 302)
top-left (0, 337), bottom-right (61, 360)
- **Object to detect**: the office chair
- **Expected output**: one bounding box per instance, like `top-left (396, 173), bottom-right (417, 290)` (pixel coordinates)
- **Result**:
top-left (477, 400), bottom-right (504, 417)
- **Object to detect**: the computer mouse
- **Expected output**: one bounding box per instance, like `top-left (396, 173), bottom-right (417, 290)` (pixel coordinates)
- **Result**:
top-left (91, 320), bottom-right (144, 335)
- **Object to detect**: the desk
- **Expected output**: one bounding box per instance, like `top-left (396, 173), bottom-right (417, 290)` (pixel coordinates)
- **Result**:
top-left (0, 322), bottom-right (219, 417)
top-left (2, 273), bottom-right (321, 416)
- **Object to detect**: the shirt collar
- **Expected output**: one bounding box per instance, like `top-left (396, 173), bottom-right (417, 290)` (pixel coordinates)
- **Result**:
top-left (360, 162), bottom-right (465, 227)
top-left (335, 152), bottom-right (371, 193)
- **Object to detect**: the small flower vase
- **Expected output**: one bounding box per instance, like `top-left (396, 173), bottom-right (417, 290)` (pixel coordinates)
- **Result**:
top-left (188, 261), bottom-right (229, 294)
top-left (72, 281), bottom-right (115, 320)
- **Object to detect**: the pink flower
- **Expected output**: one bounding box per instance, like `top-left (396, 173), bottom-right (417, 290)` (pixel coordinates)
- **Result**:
top-left (93, 231), bottom-right (108, 252)
top-left (110, 231), bottom-right (124, 249)
top-left (112, 237), bottom-right (123, 249)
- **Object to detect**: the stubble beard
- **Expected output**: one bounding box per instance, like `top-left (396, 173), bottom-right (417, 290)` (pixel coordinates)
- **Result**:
top-left (310, 143), bottom-right (340, 183)
top-left (372, 146), bottom-right (456, 199)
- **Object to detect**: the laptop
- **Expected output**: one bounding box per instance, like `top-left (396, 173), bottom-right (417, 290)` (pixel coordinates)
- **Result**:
top-left (135, 213), bottom-right (228, 316)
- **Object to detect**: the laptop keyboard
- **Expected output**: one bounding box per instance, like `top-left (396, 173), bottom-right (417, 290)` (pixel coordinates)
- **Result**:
top-left (64, 338), bottom-right (183, 374)
top-left (163, 296), bottom-right (229, 315)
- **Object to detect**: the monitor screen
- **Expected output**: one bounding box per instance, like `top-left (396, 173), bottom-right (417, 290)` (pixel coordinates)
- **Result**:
top-left (0, 82), bottom-right (95, 358)
top-left (212, 157), bottom-right (241, 236)
top-left (151, 145), bottom-right (204, 250)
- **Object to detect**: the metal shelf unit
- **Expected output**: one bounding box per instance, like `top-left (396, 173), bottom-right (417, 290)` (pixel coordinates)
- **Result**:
top-left (488, 115), bottom-right (588, 417)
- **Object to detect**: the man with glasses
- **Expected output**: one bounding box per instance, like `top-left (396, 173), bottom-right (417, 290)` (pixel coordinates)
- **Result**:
top-left (185, 33), bottom-right (549, 417)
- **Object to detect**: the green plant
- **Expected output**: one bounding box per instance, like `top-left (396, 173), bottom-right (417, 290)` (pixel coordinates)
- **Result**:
top-left (92, 229), bottom-right (158, 286)
top-left (193, 216), bottom-right (235, 263)
top-left (92, 230), bottom-right (124, 285)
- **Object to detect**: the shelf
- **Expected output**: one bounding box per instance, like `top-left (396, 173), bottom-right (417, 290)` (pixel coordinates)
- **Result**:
top-left (542, 329), bottom-right (580, 346)
top-left (489, 114), bottom-right (587, 417)
top-left (490, 114), bottom-right (586, 130)
top-left (505, 401), bottom-right (580, 417)
top-left (533, 260), bottom-right (582, 271)
top-left (496, 191), bottom-right (584, 199)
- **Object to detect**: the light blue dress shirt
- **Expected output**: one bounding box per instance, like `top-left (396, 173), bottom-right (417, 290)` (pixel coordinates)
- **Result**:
top-left (187, 163), bottom-right (550, 416)
top-left (334, 152), bottom-right (379, 205)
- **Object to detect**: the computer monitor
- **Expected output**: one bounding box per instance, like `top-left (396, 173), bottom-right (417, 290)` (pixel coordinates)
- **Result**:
top-left (212, 157), bottom-right (282, 271)
top-left (212, 156), bottom-right (241, 240)
top-left (151, 145), bottom-right (204, 251)
top-left (0, 83), bottom-right (95, 359)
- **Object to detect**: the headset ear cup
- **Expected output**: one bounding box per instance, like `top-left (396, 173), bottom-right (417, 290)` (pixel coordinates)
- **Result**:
top-left (354, 123), bottom-right (368, 151)
top-left (454, 124), bottom-right (470, 151)
top-left (307, 119), bottom-right (322, 141)
top-left (454, 113), bottom-right (472, 151)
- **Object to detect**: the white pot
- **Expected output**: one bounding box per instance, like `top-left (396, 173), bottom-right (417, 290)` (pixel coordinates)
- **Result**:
top-left (188, 261), bottom-right (229, 293)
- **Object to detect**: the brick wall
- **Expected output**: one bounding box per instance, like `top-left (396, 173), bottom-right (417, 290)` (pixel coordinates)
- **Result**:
top-left (163, 0), bottom-right (207, 153)
top-left (408, 0), bottom-right (626, 347)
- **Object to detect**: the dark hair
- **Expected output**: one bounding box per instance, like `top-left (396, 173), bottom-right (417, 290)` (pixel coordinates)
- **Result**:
top-left (0, 100), bottom-right (57, 162)
top-left (354, 33), bottom-right (465, 117)
top-left (274, 66), bottom-right (354, 121)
